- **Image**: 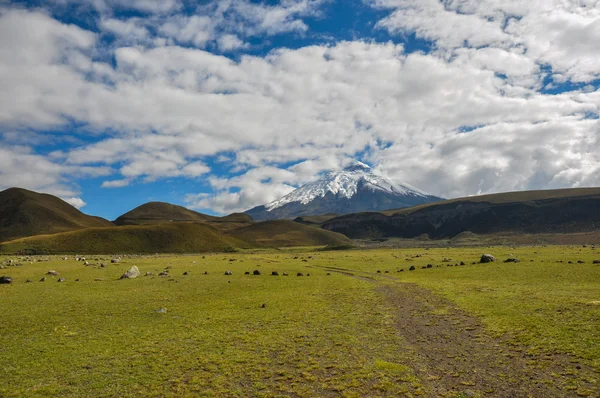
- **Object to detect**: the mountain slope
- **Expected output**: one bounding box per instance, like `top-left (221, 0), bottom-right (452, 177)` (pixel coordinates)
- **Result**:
top-left (230, 220), bottom-right (352, 247)
top-left (0, 188), bottom-right (113, 242)
top-left (321, 188), bottom-right (600, 239)
top-left (246, 162), bottom-right (443, 220)
top-left (0, 223), bottom-right (253, 254)
top-left (114, 202), bottom-right (218, 225)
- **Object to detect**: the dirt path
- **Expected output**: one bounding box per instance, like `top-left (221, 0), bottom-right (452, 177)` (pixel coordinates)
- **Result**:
top-left (381, 282), bottom-right (598, 398)
top-left (315, 266), bottom-right (598, 397)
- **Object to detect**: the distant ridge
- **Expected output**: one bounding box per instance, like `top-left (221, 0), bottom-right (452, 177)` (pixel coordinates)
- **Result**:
top-left (321, 188), bottom-right (600, 239)
top-left (0, 188), bottom-right (112, 242)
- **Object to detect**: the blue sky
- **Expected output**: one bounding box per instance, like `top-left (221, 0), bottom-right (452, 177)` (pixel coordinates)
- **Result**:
top-left (0, 0), bottom-right (599, 220)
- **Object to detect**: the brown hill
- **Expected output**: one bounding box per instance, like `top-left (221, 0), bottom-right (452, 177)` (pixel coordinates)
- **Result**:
top-left (0, 223), bottom-right (253, 255)
top-left (231, 220), bottom-right (352, 247)
top-left (114, 202), bottom-right (218, 225)
top-left (0, 188), bottom-right (112, 242)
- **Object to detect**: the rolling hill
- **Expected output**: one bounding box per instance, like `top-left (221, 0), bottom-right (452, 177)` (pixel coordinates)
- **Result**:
top-left (114, 202), bottom-right (219, 225)
top-left (0, 188), bottom-right (113, 242)
top-left (321, 188), bottom-right (600, 239)
top-left (230, 220), bottom-right (352, 247)
top-left (0, 223), bottom-right (253, 255)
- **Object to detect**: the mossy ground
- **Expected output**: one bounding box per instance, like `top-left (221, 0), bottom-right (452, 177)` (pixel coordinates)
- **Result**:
top-left (1, 245), bottom-right (599, 397)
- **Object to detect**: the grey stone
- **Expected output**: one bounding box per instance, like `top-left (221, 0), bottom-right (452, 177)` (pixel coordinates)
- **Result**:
top-left (46, 270), bottom-right (59, 276)
top-left (120, 266), bottom-right (141, 280)
top-left (224, 270), bottom-right (232, 275)
top-left (0, 276), bottom-right (13, 284)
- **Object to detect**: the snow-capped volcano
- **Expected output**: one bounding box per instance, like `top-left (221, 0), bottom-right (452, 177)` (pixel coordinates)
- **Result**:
top-left (245, 162), bottom-right (443, 221)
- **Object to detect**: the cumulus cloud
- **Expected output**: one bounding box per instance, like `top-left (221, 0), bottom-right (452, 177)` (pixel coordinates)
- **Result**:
top-left (373, 0), bottom-right (600, 83)
top-left (63, 197), bottom-right (87, 209)
top-left (0, 3), bottom-right (599, 214)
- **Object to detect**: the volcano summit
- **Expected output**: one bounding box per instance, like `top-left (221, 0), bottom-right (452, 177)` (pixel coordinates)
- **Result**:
top-left (246, 162), bottom-right (443, 221)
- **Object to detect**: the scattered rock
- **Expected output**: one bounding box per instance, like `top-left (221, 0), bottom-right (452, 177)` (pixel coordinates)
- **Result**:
top-left (283, 272), bottom-right (288, 276)
top-left (75, 279), bottom-right (80, 282)
top-left (306, 273), bottom-right (310, 276)
top-left (111, 258), bottom-right (120, 264)
top-left (100, 263), bottom-right (106, 268)
top-left (577, 260), bottom-right (585, 264)
top-left (504, 258), bottom-right (520, 263)
top-left (183, 271), bottom-right (189, 276)
top-left (253, 270), bottom-right (261, 275)
top-left (39, 277), bottom-right (46, 282)
top-left (204, 271), bottom-right (209, 275)
top-left (120, 266), bottom-right (141, 280)
top-left (377, 270), bottom-right (381, 273)
top-left (409, 266), bottom-right (416, 271)
top-left (94, 278), bottom-right (103, 281)
top-left (426, 264), bottom-right (433, 268)
top-left (297, 272), bottom-right (304, 276)
top-left (46, 270), bottom-right (59, 276)
top-left (261, 303), bottom-right (267, 308)
top-left (326, 273), bottom-right (331, 275)
top-left (145, 272), bottom-right (153, 276)
top-left (158, 271), bottom-right (169, 277)
top-left (25, 279), bottom-right (32, 283)
top-left (593, 260), bottom-right (600, 264)
top-left (384, 270), bottom-right (390, 273)
top-left (57, 278), bottom-right (66, 282)
top-left (156, 307), bottom-right (167, 314)
top-left (460, 261), bottom-right (466, 266)
top-left (0, 276), bottom-right (13, 284)
top-left (271, 271), bottom-right (279, 276)
top-left (224, 270), bottom-right (232, 275)
top-left (480, 254), bottom-right (496, 263)
top-left (244, 271), bottom-right (250, 275)
top-left (84, 261), bottom-right (89, 266)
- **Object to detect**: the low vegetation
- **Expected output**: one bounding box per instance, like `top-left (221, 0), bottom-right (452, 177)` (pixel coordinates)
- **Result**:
top-left (0, 245), bottom-right (598, 397)
top-left (0, 223), bottom-right (252, 254)
top-left (230, 220), bottom-right (352, 248)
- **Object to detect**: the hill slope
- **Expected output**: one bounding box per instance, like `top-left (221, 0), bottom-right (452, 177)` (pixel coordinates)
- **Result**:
top-left (246, 162), bottom-right (442, 220)
top-left (0, 223), bottom-right (252, 254)
top-left (231, 220), bottom-right (352, 247)
top-left (114, 202), bottom-right (218, 225)
top-left (0, 188), bottom-right (113, 242)
top-left (322, 188), bottom-right (600, 239)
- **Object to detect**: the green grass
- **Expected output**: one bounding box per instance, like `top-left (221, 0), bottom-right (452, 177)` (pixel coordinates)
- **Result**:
top-left (230, 220), bottom-right (352, 248)
top-left (0, 253), bottom-right (421, 397)
top-left (310, 246), bottom-right (600, 371)
top-left (1, 245), bottom-right (599, 397)
top-left (0, 223), bottom-right (252, 254)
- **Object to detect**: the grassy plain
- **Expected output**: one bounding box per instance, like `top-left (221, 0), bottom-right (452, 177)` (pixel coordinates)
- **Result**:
top-left (0, 245), bottom-right (599, 397)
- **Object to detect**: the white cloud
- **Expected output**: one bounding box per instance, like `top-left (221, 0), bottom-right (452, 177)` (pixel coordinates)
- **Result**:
top-left (217, 34), bottom-right (248, 52)
top-left (373, 0), bottom-right (600, 83)
top-left (101, 179), bottom-right (130, 188)
top-left (63, 197), bottom-right (87, 209)
top-left (0, 5), bottom-right (599, 214)
top-left (0, 145), bottom-right (109, 199)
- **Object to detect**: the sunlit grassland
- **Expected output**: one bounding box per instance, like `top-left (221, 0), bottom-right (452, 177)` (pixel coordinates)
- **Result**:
top-left (0, 253), bottom-right (421, 398)
top-left (1, 245), bottom-right (599, 397)
top-left (311, 246), bottom-right (600, 372)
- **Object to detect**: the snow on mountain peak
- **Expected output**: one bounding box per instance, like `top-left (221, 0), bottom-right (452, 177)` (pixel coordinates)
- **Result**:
top-left (265, 162), bottom-right (429, 211)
